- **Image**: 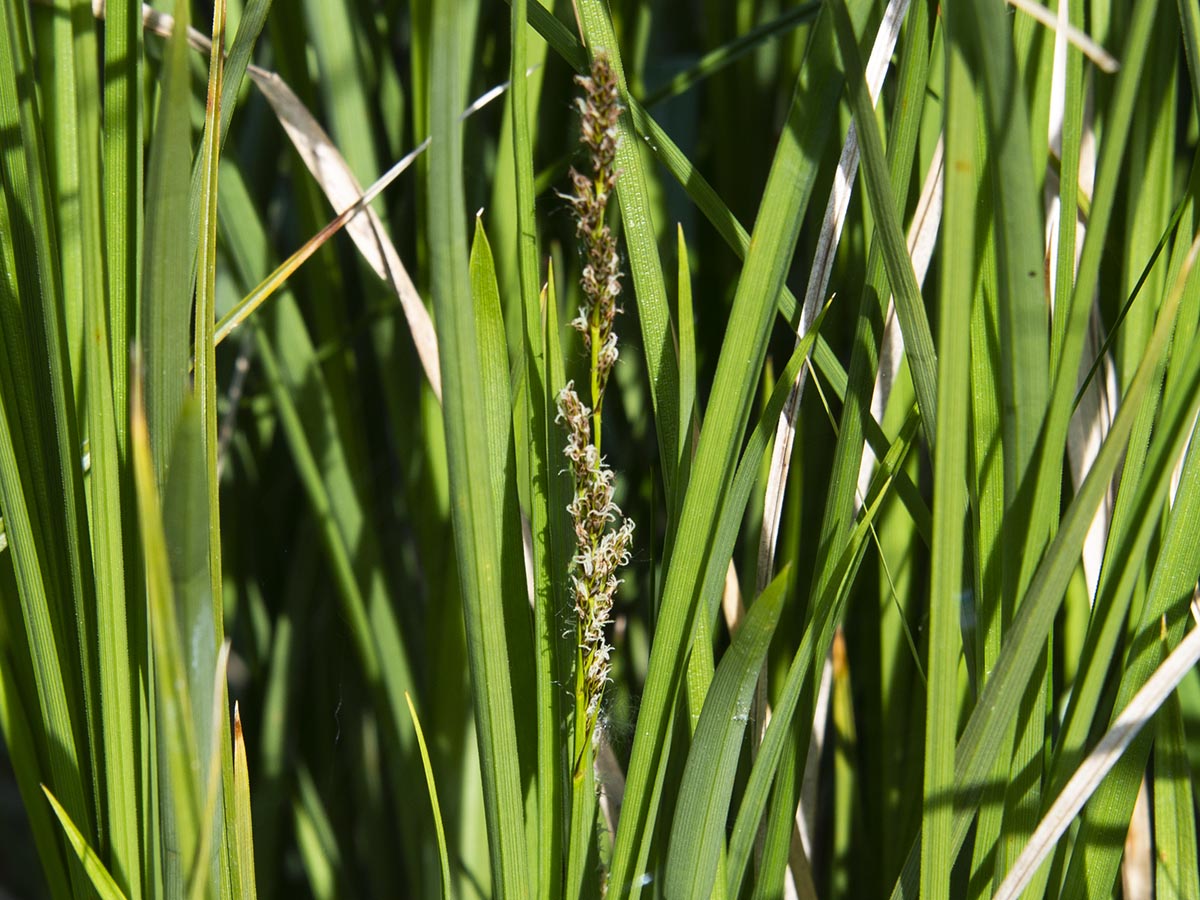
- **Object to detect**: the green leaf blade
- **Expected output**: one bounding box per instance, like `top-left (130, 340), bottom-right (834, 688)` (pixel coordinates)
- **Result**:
top-left (665, 567), bottom-right (790, 900)
top-left (428, 2), bottom-right (529, 895)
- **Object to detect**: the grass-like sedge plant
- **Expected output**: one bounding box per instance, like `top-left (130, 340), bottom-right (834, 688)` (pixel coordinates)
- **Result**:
top-left (9, 2), bottom-right (1200, 897)
top-left (557, 54), bottom-right (635, 783)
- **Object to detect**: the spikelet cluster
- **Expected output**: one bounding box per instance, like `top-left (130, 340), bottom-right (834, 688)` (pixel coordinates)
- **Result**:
top-left (557, 54), bottom-right (633, 766)
top-left (562, 55), bottom-right (624, 415)
top-left (556, 385), bottom-right (634, 726)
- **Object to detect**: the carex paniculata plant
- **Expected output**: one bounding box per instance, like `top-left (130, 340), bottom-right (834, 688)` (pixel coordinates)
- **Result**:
top-left (556, 54), bottom-right (635, 783)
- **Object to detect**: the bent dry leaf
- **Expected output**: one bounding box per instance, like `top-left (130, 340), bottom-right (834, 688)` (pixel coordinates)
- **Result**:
top-left (994, 622), bottom-right (1200, 900)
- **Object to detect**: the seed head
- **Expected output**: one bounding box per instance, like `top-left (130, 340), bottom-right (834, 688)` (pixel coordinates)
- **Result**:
top-left (556, 380), bottom-right (634, 737)
top-left (559, 54), bottom-right (635, 778)
top-left (564, 54), bottom-right (625, 408)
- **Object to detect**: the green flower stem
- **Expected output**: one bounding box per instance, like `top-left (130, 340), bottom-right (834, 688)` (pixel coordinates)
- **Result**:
top-left (590, 317), bottom-right (603, 451)
top-left (573, 647), bottom-right (589, 780)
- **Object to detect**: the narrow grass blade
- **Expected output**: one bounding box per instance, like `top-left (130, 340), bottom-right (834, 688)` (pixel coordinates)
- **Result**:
top-left (968, 0), bottom-right (1049, 495)
top-left (41, 0), bottom-right (106, 488)
top-left (88, 230), bottom-right (140, 897)
top-left (215, 0), bottom-right (272, 147)
top-left (728, 406), bottom-right (920, 897)
top-left (0, 642), bottom-right (71, 898)
top-left (675, 225), bottom-right (695, 470)
top-left (406, 693), bottom-right (452, 899)
top-left (760, 0), bottom-right (911, 593)
top-left (0, 0), bottom-right (96, 877)
top-left (859, 139), bottom-right (944, 504)
top-left (1111, 8), bottom-right (1176, 396)
top-left (919, 3), bottom-right (973, 895)
top-left (606, 6), bottom-right (866, 890)
top-left (829, 0), bottom-right (937, 444)
top-left (492, 0), bottom-right (548, 345)
top-left (962, 39), bottom-right (1008, 900)
top-left (101, 6), bottom-right (149, 883)
top-left (193, 20), bottom-right (240, 893)
top-left (665, 566), bottom-right (790, 900)
top-left (52, 0), bottom-right (145, 892)
top-left (970, 2), bottom-right (1060, 860)
top-left (470, 217), bottom-right (516, 518)
top-left (994, 622), bottom-right (1200, 900)
top-left (1056, 326), bottom-right (1200, 895)
top-left (103, 0), bottom-right (143, 462)
top-left (676, 220), bottom-right (723, 896)
top-left (162, 397), bottom-right (228, 899)
top-left (180, 0), bottom-right (271, 385)
top-left (890, 233), bottom-right (1200, 900)
top-left (753, 730), bottom-right (801, 900)
top-left (232, 705), bottom-right (258, 900)
top-left (1047, 2), bottom-right (1092, 709)
top-left (469, 214), bottom-right (539, 847)
top-left (187, 640), bottom-right (231, 900)
top-left (706, 303), bottom-right (833, 624)
top-left (292, 767), bottom-right (342, 900)
top-left (182, 0), bottom-right (270, 265)
top-left (1018, 0), bottom-right (1157, 628)
top-left (510, 2), bottom-right (568, 889)
top-left (131, 368), bottom-right (200, 898)
top-left (1156, 683), bottom-right (1200, 899)
top-left (428, 0), bottom-right (529, 893)
top-left (195, 0), bottom-right (227, 625)
top-left (43, 787), bottom-right (130, 900)
top-left (141, 0), bottom-right (194, 481)
top-left (508, 0), bottom-right (542, 333)
top-left (640, 3), bottom-right (820, 107)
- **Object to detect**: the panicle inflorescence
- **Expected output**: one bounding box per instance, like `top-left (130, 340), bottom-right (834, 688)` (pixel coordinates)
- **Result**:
top-left (562, 55), bottom-right (624, 414)
top-left (557, 54), bottom-right (634, 772)
top-left (556, 384), bottom-right (634, 724)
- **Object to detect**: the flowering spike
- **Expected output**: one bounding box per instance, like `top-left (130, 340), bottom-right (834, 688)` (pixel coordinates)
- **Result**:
top-left (559, 53), bottom-right (634, 783)
top-left (567, 54), bottom-right (625, 430)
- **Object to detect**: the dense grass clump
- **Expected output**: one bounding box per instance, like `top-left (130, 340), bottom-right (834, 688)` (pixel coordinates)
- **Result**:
top-left (2, 0), bottom-right (1200, 898)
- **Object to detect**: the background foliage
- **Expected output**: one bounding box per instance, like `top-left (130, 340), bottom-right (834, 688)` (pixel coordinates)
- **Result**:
top-left (3, 0), bottom-right (1200, 898)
